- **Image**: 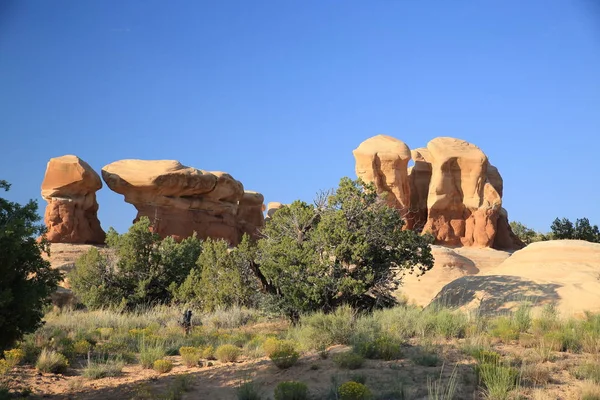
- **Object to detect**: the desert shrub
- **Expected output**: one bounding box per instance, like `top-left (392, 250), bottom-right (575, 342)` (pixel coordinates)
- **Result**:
top-left (518, 333), bottom-right (537, 348)
top-left (427, 363), bottom-right (459, 400)
top-left (544, 327), bottom-right (582, 353)
top-left (532, 304), bottom-right (560, 333)
top-left (83, 358), bottom-right (125, 379)
top-left (153, 359), bottom-right (173, 374)
top-left (35, 349), bottom-right (69, 374)
top-left (73, 340), bottom-right (93, 356)
top-left (471, 349), bottom-right (501, 365)
top-left (352, 335), bottom-right (402, 360)
top-left (139, 342), bottom-right (166, 369)
top-left (202, 345), bottom-right (216, 360)
top-left (476, 361), bottom-right (520, 399)
top-left (274, 381), bottom-right (308, 400)
top-left (573, 362), bottom-right (600, 384)
top-left (411, 344), bottom-right (440, 367)
top-left (338, 381), bottom-right (372, 400)
top-left (520, 363), bottom-right (552, 386)
top-left (489, 317), bottom-right (519, 343)
top-left (0, 360), bottom-right (9, 375)
top-left (262, 338), bottom-right (282, 357)
top-left (236, 380), bottom-right (263, 400)
top-left (298, 306), bottom-right (355, 346)
top-left (513, 304), bottom-right (532, 332)
top-left (216, 344), bottom-right (241, 363)
top-left (3, 349), bottom-right (24, 367)
top-left (333, 352), bottom-right (364, 370)
top-left (203, 307), bottom-right (259, 330)
top-left (179, 346), bottom-right (202, 367)
top-left (581, 380), bottom-right (600, 400)
top-left (270, 346), bottom-right (300, 369)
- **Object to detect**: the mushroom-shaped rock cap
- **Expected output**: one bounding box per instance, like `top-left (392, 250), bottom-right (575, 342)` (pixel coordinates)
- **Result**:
top-left (41, 155), bottom-right (102, 199)
top-left (426, 137), bottom-right (487, 165)
top-left (240, 191), bottom-right (265, 206)
top-left (101, 159), bottom-right (219, 197)
top-left (353, 134), bottom-right (411, 160)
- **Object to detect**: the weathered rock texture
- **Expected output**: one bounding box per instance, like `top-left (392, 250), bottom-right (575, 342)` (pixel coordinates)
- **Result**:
top-left (353, 135), bottom-right (412, 219)
top-left (432, 240), bottom-right (600, 316)
top-left (41, 155), bottom-right (106, 244)
top-left (101, 159), bottom-right (264, 244)
top-left (353, 136), bottom-right (523, 250)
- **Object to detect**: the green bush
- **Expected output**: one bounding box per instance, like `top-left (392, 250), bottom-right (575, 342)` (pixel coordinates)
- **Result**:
top-left (153, 359), bottom-right (173, 374)
top-left (353, 335), bottom-right (402, 360)
top-left (73, 340), bottom-right (93, 356)
top-left (236, 380), bottom-right (263, 400)
top-left (476, 362), bottom-right (520, 398)
top-left (0, 181), bottom-right (61, 353)
top-left (35, 349), bottom-right (69, 374)
top-left (573, 362), bottom-right (600, 384)
top-left (333, 352), bottom-right (364, 370)
top-left (83, 358), bottom-right (125, 379)
top-left (270, 347), bottom-right (300, 369)
top-left (216, 344), bottom-right (241, 363)
top-left (274, 381), bottom-right (308, 400)
top-left (513, 304), bottom-right (532, 332)
top-left (179, 346), bottom-right (202, 367)
top-left (139, 342), bottom-right (166, 369)
top-left (202, 345), bottom-right (216, 360)
top-left (3, 349), bottom-right (24, 367)
top-left (489, 317), bottom-right (519, 342)
top-left (471, 349), bottom-right (501, 365)
top-left (338, 381), bottom-right (372, 400)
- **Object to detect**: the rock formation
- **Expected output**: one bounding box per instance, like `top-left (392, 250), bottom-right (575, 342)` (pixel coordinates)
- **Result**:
top-left (41, 155), bottom-right (106, 244)
top-left (353, 135), bottom-right (412, 219)
top-left (265, 202), bottom-right (284, 220)
top-left (353, 135), bottom-right (523, 250)
top-left (101, 159), bottom-right (264, 244)
top-left (431, 240), bottom-right (600, 316)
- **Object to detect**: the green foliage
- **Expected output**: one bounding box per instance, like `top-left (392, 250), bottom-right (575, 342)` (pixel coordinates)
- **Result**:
top-left (332, 351), bottom-right (364, 370)
top-left (256, 178), bottom-right (434, 321)
top-left (35, 349), bottom-right (69, 374)
top-left (476, 361), bottom-right (520, 400)
top-left (337, 381), bottom-right (372, 400)
top-left (215, 344), bottom-right (241, 362)
top-left (175, 237), bottom-right (257, 311)
top-left (352, 335), bottom-right (402, 360)
top-left (236, 380), bottom-right (263, 400)
top-left (179, 346), bottom-right (201, 367)
top-left (0, 181), bottom-right (61, 352)
top-left (69, 217), bottom-right (202, 309)
top-left (550, 217), bottom-right (600, 242)
top-left (73, 339), bottom-right (93, 356)
top-left (269, 344), bottom-right (300, 369)
top-left (139, 340), bottom-right (166, 369)
top-left (573, 362), bottom-right (600, 384)
top-left (274, 381), bottom-right (308, 400)
top-left (3, 349), bottom-right (24, 368)
top-left (153, 359), bottom-right (173, 373)
top-left (509, 221), bottom-right (546, 244)
top-left (83, 358), bottom-right (125, 379)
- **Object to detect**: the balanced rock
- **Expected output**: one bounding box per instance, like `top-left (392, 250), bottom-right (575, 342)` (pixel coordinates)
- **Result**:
top-left (101, 159), bottom-right (263, 244)
top-left (41, 155), bottom-right (105, 244)
top-left (353, 135), bottom-right (412, 218)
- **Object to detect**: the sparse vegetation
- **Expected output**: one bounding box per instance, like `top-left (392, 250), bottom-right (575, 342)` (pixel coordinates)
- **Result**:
top-left (274, 381), bottom-right (308, 400)
top-left (215, 344), bottom-right (241, 363)
top-left (35, 349), bottom-right (69, 374)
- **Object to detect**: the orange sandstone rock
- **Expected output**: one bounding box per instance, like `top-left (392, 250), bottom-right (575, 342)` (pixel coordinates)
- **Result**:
top-left (41, 155), bottom-right (105, 244)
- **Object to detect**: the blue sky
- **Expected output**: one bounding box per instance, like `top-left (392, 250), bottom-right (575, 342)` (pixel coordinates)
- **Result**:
top-left (1, 0), bottom-right (599, 234)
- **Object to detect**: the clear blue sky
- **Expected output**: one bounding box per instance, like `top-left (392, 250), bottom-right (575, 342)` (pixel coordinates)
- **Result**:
top-left (1, 0), bottom-right (599, 234)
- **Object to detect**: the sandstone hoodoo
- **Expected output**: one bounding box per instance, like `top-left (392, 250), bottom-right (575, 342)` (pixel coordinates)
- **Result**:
top-left (41, 155), bottom-right (106, 244)
top-left (353, 135), bottom-right (412, 220)
top-left (101, 159), bottom-right (264, 244)
top-left (353, 135), bottom-right (524, 250)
